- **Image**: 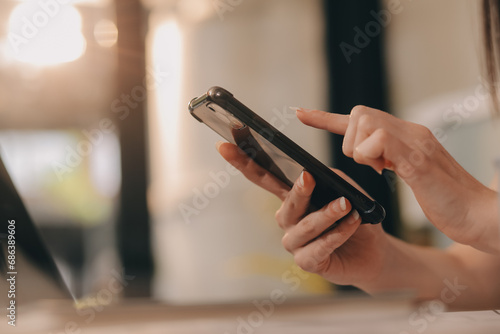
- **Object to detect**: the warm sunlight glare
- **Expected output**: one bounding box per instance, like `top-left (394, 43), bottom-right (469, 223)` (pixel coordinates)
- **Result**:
top-left (94, 19), bottom-right (118, 48)
top-left (152, 20), bottom-right (183, 186)
top-left (8, 2), bottom-right (87, 66)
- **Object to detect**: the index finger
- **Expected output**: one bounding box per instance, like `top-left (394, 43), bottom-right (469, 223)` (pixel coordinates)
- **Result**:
top-left (294, 108), bottom-right (349, 135)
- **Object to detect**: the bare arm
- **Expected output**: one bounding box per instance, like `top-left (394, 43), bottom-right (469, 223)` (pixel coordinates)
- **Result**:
top-left (358, 171), bottom-right (500, 309)
top-left (217, 142), bottom-right (500, 310)
top-left (361, 237), bottom-right (500, 310)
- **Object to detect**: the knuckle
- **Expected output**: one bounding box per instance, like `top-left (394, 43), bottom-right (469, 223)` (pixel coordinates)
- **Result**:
top-left (294, 253), bottom-right (317, 273)
top-left (350, 105), bottom-right (367, 118)
top-left (352, 145), bottom-right (368, 163)
top-left (342, 142), bottom-right (352, 157)
top-left (324, 231), bottom-right (337, 246)
top-left (274, 209), bottom-right (285, 229)
top-left (287, 198), bottom-right (298, 213)
top-left (281, 234), bottom-right (293, 253)
top-left (415, 124), bottom-right (432, 138)
top-left (314, 238), bottom-right (335, 262)
top-left (322, 203), bottom-right (342, 221)
top-left (352, 151), bottom-right (366, 165)
top-left (357, 114), bottom-right (374, 130)
top-left (322, 206), bottom-right (336, 220)
top-left (374, 128), bottom-right (390, 143)
top-left (300, 218), bottom-right (316, 236)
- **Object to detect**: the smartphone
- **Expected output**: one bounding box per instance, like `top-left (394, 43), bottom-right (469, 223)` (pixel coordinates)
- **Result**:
top-left (189, 86), bottom-right (385, 225)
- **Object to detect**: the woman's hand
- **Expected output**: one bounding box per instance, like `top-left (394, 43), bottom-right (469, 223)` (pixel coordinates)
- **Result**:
top-left (216, 135), bottom-right (500, 305)
top-left (217, 142), bottom-right (389, 286)
top-left (295, 106), bottom-right (499, 254)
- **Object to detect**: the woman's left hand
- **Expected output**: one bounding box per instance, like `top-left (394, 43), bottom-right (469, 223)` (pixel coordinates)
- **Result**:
top-left (217, 142), bottom-right (390, 287)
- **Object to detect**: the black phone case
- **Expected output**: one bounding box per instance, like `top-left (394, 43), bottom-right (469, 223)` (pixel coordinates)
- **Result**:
top-left (189, 86), bottom-right (385, 225)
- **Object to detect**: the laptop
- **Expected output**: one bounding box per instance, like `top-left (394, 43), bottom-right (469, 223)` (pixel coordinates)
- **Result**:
top-left (0, 154), bottom-right (73, 316)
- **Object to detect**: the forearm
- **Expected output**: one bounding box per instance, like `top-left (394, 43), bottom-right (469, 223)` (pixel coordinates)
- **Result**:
top-left (359, 235), bottom-right (500, 310)
top-left (469, 187), bottom-right (500, 254)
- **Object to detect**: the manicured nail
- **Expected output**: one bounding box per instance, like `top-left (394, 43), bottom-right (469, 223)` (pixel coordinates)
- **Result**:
top-left (339, 196), bottom-right (347, 211)
top-left (351, 210), bottom-right (360, 223)
top-left (298, 171), bottom-right (305, 188)
top-left (215, 141), bottom-right (224, 151)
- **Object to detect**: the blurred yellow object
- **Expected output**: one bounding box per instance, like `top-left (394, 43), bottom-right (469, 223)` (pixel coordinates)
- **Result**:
top-left (44, 147), bottom-right (113, 227)
top-left (224, 253), bottom-right (333, 295)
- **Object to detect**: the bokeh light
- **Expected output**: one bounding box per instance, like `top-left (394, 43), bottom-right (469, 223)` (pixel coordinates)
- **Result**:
top-left (8, 2), bottom-right (87, 66)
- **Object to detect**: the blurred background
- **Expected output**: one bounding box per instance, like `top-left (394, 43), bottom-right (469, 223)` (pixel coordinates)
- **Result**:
top-left (0, 0), bottom-right (498, 304)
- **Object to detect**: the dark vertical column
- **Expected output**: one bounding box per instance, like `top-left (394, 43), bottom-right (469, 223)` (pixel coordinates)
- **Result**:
top-left (114, 0), bottom-right (153, 297)
top-left (323, 1), bottom-right (400, 237)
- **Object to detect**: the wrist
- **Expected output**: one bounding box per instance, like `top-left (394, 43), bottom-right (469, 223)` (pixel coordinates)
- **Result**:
top-left (355, 233), bottom-right (400, 294)
top-left (356, 236), bottom-right (449, 300)
top-left (471, 188), bottom-right (500, 254)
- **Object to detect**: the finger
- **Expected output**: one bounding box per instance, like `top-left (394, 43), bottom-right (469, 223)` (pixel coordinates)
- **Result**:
top-left (292, 210), bottom-right (362, 274)
top-left (281, 196), bottom-right (352, 252)
top-left (275, 171), bottom-right (316, 230)
top-left (344, 106), bottom-right (402, 158)
top-left (343, 105), bottom-right (371, 157)
top-left (352, 113), bottom-right (377, 159)
top-left (351, 114), bottom-right (391, 173)
top-left (216, 141), bottom-right (290, 200)
top-left (294, 108), bottom-right (349, 135)
top-left (354, 128), bottom-right (407, 174)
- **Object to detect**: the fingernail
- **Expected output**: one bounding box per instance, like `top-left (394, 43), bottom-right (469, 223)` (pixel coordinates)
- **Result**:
top-left (339, 196), bottom-right (347, 211)
top-left (298, 171), bottom-right (305, 188)
top-left (215, 141), bottom-right (224, 151)
top-left (351, 210), bottom-right (360, 224)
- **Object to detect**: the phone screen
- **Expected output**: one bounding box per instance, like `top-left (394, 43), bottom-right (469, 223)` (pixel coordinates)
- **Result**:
top-left (189, 87), bottom-right (385, 224)
top-left (192, 101), bottom-right (303, 189)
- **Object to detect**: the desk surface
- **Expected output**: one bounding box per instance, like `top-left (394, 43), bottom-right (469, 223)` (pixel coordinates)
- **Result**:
top-left (3, 296), bottom-right (500, 334)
